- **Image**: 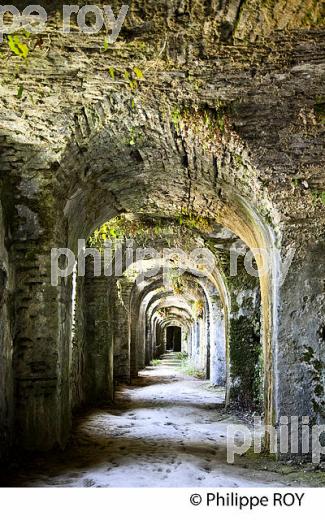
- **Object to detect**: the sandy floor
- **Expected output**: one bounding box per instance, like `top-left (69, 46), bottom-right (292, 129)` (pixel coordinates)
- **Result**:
top-left (1, 363), bottom-right (317, 487)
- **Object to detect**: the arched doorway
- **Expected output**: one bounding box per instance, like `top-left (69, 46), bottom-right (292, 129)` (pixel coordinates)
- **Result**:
top-left (166, 325), bottom-right (182, 352)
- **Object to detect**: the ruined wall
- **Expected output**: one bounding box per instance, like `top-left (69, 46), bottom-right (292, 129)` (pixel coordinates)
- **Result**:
top-left (0, 200), bottom-right (14, 462)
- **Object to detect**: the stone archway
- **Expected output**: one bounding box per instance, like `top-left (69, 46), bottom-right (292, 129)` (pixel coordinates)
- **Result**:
top-left (9, 105), bottom-right (280, 452)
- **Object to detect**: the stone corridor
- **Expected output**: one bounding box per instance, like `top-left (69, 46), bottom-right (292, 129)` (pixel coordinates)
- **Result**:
top-left (0, 0), bottom-right (324, 486)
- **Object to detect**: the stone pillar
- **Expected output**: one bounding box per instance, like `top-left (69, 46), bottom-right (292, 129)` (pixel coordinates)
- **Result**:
top-left (276, 239), bottom-right (325, 460)
top-left (13, 245), bottom-right (72, 451)
top-left (228, 264), bottom-right (262, 411)
top-left (83, 260), bottom-right (114, 403)
top-left (210, 301), bottom-right (227, 386)
top-left (111, 279), bottom-right (133, 383)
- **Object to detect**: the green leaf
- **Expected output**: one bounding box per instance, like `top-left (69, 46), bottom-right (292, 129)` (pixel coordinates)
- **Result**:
top-left (103, 38), bottom-right (109, 51)
top-left (17, 85), bottom-right (24, 99)
top-left (133, 67), bottom-right (144, 79)
top-left (16, 38), bottom-right (29, 59)
top-left (108, 66), bottom-right (115, 79)
top-left (8, 35), bottom-right (19, 55)
top-left (8, 35), bottom-right (29, 59)
top-left (129, 79), bottom-right (138, 91)
top-left (129, 128), bottom-right (136, 146)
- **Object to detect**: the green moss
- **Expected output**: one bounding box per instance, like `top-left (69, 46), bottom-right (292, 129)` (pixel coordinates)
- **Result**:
top-left (169, 103), bottom-right (231, 140)
top-left (88, 213), bottom-right (210, 251)
top-left (239, 448), bottom-right (325, 486)
top-left (171, 107), bottom-right (182, 132)
top-left (234, 154), bottom-right (244, 167)
top-left (243, 446), bottom-right (276, 463)
top-left (229, 314), bottom-right (263, 411)
top-left (127, 127), bottom-right (134, 146)
top-left (177, 208), bottom-right (213, 233)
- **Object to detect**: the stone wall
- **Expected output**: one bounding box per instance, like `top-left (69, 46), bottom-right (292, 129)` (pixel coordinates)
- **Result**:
top-left (0, 200), bottom-right (14, 461)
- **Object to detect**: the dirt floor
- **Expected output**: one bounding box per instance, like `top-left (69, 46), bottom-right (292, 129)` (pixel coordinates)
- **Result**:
top-left (1, 361), bottom-right (325, 487)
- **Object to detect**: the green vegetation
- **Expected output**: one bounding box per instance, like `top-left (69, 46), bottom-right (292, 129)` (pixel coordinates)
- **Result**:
top-left (7, 33), bottom-right (30, 59)
top-left (102, 38), bottom-right (110, 52)
top-left (17, 85), bottom-right (24, 99)
top-left (150, 359), bottom-right (162, 366)
top-left (175, 352), bottom-right (188, 361)
top-left (170, 103), bottom-right (229, 138)
top-left (240, 447), bottom-right (325, 487)
top-left (87, 212), bottom-right (214, 251)
top-left (88, 215), bottom-right (172, 249)
top-left (312, 190), bottom-right (325, 206)
top-left (108, 66), bottom-right (115, 79)
top-left (129, 127), bottom-right (136, 146)
top-left (1, 32), bottom-right (32, 98)
top-left (234, 154), bottom-right (244, 167)
top-left (180, 358), bottom-right (205, 379)
top-left (96, 62), bottom-right (145, 95)
top-left (171, 108), bottom-right (182, 132)
top-left (123, 67), bottom-right (144, 92)
top-left (133, 67), bottom-right (144, 79)
top-left (177, 208), bottom-right (213, 233)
